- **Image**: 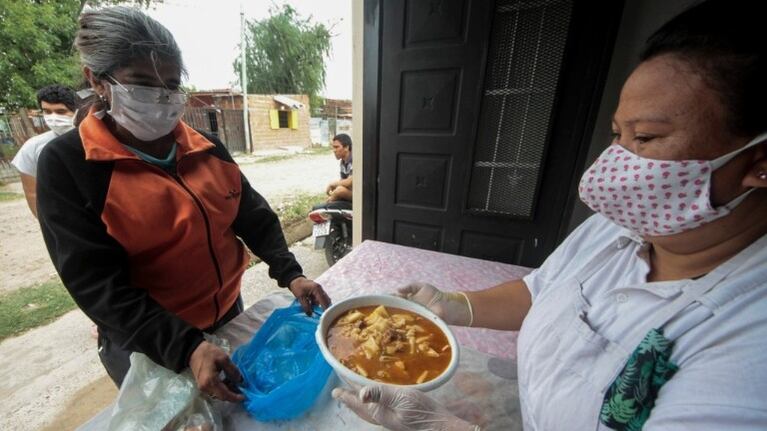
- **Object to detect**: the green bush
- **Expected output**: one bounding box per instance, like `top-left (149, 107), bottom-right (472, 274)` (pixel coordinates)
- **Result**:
top-left (274, 192), bottom-right (327, 226)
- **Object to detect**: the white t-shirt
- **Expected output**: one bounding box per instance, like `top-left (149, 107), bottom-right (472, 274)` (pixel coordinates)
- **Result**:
top-left (11, 130), bottom-right (58, 177)
top-left (522, 214), bottom-right (767, 430)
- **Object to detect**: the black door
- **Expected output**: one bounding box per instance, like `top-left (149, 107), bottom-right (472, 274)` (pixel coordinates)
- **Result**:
top-left (364, 0), bottom-right (622, 267)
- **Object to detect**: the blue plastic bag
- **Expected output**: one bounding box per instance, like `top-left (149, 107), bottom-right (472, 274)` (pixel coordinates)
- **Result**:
top-left (232, 300), bottom-right (332, 421)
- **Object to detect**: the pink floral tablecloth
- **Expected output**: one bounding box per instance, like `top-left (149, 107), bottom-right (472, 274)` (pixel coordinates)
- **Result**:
top-left (80, 241), bottom-right (531, 430)
top-left (315, 240), bottom-right (533, 360)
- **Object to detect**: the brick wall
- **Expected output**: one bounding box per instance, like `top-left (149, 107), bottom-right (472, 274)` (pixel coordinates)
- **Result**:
top-left (247, 94), bottom-right (312, 150)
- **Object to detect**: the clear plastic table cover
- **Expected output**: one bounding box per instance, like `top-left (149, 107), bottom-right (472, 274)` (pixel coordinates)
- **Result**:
top-left (80, 241), bottom-right (529, 430)
top-left (215, 292), bottom-right (522, 430)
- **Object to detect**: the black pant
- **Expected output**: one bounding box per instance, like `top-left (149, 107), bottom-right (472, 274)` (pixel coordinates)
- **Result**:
top-left (98, 296), bottom-right (245, 388)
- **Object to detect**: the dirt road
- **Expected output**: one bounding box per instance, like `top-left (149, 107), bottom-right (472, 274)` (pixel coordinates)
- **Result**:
top-left (0, 182), bottom-right (58, 295)
top-left (0, 238), bottom-right (329, 430)
top-left (0, 152), bottom-right (338, 294)
top-left (239, 154), bottom-right (339, 205)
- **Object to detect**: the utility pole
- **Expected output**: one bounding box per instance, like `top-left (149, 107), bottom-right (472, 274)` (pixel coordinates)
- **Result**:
top-left (240, 4), bottom-right (252, 153)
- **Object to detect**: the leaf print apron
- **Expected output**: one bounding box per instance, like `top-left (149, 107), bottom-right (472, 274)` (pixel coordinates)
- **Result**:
top-left (516, 234), bottom-right (767, 430)
top-left (599, 328), bottom-right (678, 430)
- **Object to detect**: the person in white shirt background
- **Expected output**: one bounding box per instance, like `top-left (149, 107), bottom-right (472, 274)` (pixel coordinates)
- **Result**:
top-left (334, 0), bottom-right (767, 430)
top-left (11, 85), bottom-right (77, 217)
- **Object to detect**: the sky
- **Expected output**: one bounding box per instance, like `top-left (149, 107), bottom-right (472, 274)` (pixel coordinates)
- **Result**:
top-left (146, 0), bottom-right (352, 99)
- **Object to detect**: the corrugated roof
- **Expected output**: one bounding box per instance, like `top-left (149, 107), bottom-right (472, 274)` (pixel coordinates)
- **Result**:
top-left (273, 95), bottom-right (305, 109)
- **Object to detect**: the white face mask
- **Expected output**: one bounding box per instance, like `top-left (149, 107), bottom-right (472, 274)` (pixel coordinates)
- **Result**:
top-left (106, 77), bottom-right (186, 142)
top-left (43, 113), bottom-right (74, 136)
top-left (578, 132), bottom-right (767, 237)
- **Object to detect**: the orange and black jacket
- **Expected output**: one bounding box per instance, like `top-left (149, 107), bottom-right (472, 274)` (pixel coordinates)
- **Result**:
top-left (37, 113), bottom-right (303, 372)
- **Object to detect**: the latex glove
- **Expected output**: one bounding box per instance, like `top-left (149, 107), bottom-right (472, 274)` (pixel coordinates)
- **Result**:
top-left (397, 282), bottom-right (473, 326)
top-left (288, 276), bottom-right (331, 316)
top-left (333, 385), bottom-right (480, 431)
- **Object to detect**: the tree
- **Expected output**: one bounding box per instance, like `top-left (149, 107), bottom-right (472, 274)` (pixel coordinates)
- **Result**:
top-left (0, 0), bottom-right (81, 110)
top-left (235, 5), bottom-right (332, 112)
top-left (0, 0), bottom-right (162, 111)
top-left (78, 0), bottom-right (161, 16)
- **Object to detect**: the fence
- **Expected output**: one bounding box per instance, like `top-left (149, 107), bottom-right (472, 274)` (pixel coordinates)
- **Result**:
top-left (0, 160), bottom-right (18, 183)
top-left (0, 108), bottom-right (249, 182)
top-left (1, 109), bottom-right (248, 151)
top-left (184, 108), bottom-right (246, 154)
top-left (0, 112), bottom-right (46, 147)
top-left (0, 113), bottom-right (44, 183)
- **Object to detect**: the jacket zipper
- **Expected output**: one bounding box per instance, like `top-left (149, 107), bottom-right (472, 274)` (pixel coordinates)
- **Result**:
top-left (168, 169), bottom-right (224, 327)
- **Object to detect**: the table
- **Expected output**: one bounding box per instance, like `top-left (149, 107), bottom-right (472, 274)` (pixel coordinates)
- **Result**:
top-left (80, 241), bottom-right (531, 430)
top-left (316, 240), bottom-right (532, 360)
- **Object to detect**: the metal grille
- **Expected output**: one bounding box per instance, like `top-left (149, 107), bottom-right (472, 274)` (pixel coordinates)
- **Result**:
top-left (184, 108), bottom-right (213, 134)
top-left (467, 0), bottom-right (572, 217)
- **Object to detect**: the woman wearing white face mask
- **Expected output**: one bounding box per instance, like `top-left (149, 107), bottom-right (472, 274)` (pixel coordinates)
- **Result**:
top-left (35, 6), bottom-right (331, 401)
top-left (11, 84), bottom-right (76, 217)
top-left (334, 1), bottom-right (767, 430)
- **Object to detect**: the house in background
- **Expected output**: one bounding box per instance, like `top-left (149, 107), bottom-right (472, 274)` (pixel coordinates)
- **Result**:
top-left (351, 0), bottom-right (696, 268)
top-left (187, 89), bottom-right (243, 110)
top-left (185, 89), bottom-right (247, 153)
top-left (311, 98), bottom-right (353, 146)
top-left (247, 94), bottom-right (311, 150)
top-left (185, 90), bottom-right (311, 153)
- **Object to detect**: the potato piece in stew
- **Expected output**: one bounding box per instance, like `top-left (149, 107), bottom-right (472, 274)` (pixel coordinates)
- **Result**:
top-left (327, 306), bottom-right (451, 385)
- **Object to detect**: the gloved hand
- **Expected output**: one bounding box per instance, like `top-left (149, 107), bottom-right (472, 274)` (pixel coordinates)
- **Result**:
top-left (397, 282), bottom-right (473, 326)
top-left (332, 385), bottom-right (480, 431)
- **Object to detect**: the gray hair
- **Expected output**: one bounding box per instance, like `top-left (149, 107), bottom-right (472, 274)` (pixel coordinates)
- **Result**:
top-left (74, 6), bottom-right (186, 79)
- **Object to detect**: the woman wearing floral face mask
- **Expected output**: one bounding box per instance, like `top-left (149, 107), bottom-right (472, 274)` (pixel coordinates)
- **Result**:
top-left (36, 7), bottom-right (331, 401)
top-left (334, 1), bottom-right (767, 430)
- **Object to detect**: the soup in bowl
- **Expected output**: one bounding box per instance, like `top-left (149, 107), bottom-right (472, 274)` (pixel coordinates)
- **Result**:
top-left (316, 295), bottom-right (459, 392)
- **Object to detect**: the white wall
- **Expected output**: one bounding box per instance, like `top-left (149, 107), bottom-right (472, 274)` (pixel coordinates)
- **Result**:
top-left (352, 0), bottom-right (364, 246)
top-left (311, 118), bottom-right (354, 146)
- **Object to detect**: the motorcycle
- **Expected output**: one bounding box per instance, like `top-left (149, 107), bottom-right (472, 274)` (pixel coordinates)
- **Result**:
top-left (308, 201), bottom-right (353, 266)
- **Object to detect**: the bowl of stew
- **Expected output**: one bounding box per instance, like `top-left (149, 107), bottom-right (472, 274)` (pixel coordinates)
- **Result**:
top-left (315, 294), bottom-right (460, 392)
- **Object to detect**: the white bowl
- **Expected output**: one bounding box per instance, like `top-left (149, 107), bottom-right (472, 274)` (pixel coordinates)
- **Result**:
top-left (316, 294), bottom-right (460, 392)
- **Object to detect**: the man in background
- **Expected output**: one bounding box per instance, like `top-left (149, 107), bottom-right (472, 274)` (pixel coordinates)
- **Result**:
top-left (325, 133), bottom-right (352, 202)
top-left (12, 85), bottom-right (77, 217)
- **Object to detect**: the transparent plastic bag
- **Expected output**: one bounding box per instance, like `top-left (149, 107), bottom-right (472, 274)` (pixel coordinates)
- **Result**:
top-left (107, 335), bottom-right (226, 431)
top-left (232, 300), bottom-right (332, 421)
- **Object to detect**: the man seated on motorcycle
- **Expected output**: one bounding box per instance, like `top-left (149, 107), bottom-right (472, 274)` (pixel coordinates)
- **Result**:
top-left (326, 133), bottom-right (352, 202)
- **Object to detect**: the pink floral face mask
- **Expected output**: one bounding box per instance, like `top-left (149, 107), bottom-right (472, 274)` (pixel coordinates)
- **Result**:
top-left (578, 133), bottom-right (766, 236)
